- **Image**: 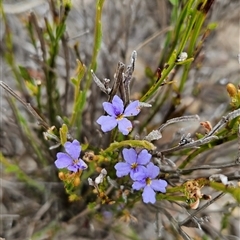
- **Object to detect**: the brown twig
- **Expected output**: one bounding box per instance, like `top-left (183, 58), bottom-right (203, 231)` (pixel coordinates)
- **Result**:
top-left (108, 62), bottom-right (125, 102)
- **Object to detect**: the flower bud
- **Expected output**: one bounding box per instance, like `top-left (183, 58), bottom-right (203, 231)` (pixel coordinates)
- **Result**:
top-left (177, 52), bottom-right (188, 62)
top-left (73, 177), bottom-right (81, 187)
top-left (101, 168), bottom-right (107, 176)
top-left (227, 83), bottom-right (237, 97)
top-left (200, 121), bottom-right (212, 133)
top-left (58, 171), bottom-right (65, 180)
top-left (88, 178), bottom-right (94, 186)
top-left (95, 175), bottom-right (103, 185)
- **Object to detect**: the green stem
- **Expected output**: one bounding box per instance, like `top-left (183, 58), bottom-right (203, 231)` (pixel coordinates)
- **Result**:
top-left (209, 181), bottom-right (240, 203)
top-left (140, 50), bottom-right (177, 102)
top-left (157, 193), bottom-right (187, 202)
top-left (69, 60), bottom-right (86, 127)
top-left (102, 140), bottom-right (156, 156)
top-left (86, 0), bottom-right (105, 89)
top-left (45, 18), bottom-right (61, 125)
top-left (140, 0), bottom-right (202, 103)
top-left (179, 6), bottom-right (206, 92)
top-left (179, 132), bottom-right (238, 169)
top-left (74, 0), bottom-right (105, 135)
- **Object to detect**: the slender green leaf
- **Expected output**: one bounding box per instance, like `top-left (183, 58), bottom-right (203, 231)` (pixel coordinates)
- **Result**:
top-left (169, 0), bottom-right (179, 6)
top-left (60, 124), bottom-right (68, 145)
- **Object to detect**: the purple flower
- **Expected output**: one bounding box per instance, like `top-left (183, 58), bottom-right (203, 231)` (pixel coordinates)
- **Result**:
top-left (97, 95), bottom-right (140, 135)
top-left (55, 140), bottom-right (88, 172)
top-left (114, 148), bottom-right (151, 180)
top-left (132, 162), bottom-right (167, 204)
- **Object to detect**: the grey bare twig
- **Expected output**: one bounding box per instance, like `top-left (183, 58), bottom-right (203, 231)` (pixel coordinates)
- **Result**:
top-left (203, 108), bottom-right (240, 137)
top-left (91, 70), bottom-right (110, 95)
top-left (158, 115), bottom-right (200, 133)
top-left (123, 50), bottom-right (137, 105)
top-left (0, 81), bottom-right (49, 130)
top-left (156, 135), bottom-right (218, 155)
top-left (29, 11), bottom-right (47, 61)
top-left (179, 192), bottom-right (225, 227)
top-left (150, 205), bottom-right (192, 240)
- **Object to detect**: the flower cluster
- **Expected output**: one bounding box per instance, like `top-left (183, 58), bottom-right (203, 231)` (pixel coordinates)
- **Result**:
top-left (97, 95), bottom-right (140, 135)
top-left (115, 148), bottom-right (167, 204)
top-left (54, 95), bottom-right (167, 205)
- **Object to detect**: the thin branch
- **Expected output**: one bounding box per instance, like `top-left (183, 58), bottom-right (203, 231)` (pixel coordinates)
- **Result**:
top-left (0, 81), bottom-right (49, 130)
top-left (135, 26), bottom-right (173, 51)
top-left (29, 11), bottom-right (47, 62)
top-left (108, 62), bottom-right (125, 102)
top-left (155, 135), bottom-right (218, 155)
top-left (161, 161), bottom-right (240, 174)
top-left (150, 205), bottom-right (192, 240)
top-left (158, 115), bottom-right (200, 133)
top-left (123, 50), bottom-right (137, 105)
top-left (179, 192), bottom-right (225, 227)
top-left (62, 33), bottom-right (70, 111)
top-left (203, 109), bottom-right (240, 137)
top-left (3, 0), bottom-right (46, 14)
top-left (91, 70), bottom-right (109, 95)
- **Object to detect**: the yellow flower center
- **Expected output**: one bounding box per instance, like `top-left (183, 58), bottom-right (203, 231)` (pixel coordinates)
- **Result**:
top-left (131, 162), bottom-right (138, 170)
top-left (146, 177), bottom-right (151, 185)
top-left (73, 159), bottom-right (79, 164)
top-left (116, 114), bottom-right (124, 120)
